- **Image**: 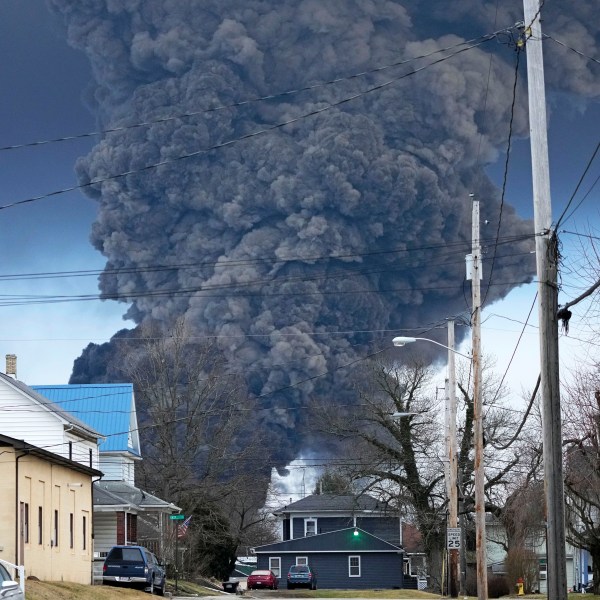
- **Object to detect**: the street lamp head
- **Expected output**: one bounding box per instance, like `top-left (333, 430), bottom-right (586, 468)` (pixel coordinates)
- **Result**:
top-left (391, 411), bottom-right (418, 419)
top-left (392, 335), bottom-right (471, 359)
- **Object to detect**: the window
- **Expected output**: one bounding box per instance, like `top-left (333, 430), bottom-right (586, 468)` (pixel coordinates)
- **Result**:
top-left (82, 516), bottom-right (87, 550)
top-left (269, 557), bottom-right (281, 578)
top-left (349, 555), bottom-right (361, 577)
top-left (69, 513), bottom-right (74, 549)
top-left (38, 507), bottom-right (43, 545)
top-left (305, 519), bottom-right (317, 536)
top-left (54, 510), bottom-right (59, 547)
top-left (296, 557), bottom-right (308, 566)
top-left (23, 503), bottom-right (29, 543)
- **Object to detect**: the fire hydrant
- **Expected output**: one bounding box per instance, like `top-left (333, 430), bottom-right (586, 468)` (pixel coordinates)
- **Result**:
top-left (516, 577), bottom-right (524, 596)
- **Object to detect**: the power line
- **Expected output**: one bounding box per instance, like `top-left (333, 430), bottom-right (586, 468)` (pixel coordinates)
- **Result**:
top-left (0, 34), bottom-right (501, 153)
top-left (555, 140), bottom-right (600, 229)
top-left (0, 233), bottom-right (535, 282)
top-left (0, 278), bottom-right (535, 308)
top-left (543, 33), bottom-right (600, 66)
top-left (481, 45), bottom-right (523, 308)
top-left (0, 37), bottom-right (496, 213)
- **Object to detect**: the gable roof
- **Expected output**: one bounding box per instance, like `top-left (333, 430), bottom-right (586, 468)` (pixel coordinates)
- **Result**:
top-left (32, 383), bottom-right (140, 455)
top-left (94, 480), bottom-right (179, 513)
top-left (0, 432), bottom-right (102, 478)
top-left (274, 494), bottom-right (388, 515)
top-left (0, 373), bottom-right (102, 442)
top-left (253, 527), bottom-right (403, 553)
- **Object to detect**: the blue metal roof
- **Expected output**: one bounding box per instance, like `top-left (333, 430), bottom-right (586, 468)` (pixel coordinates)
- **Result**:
top-left (31, 384), bottom-right (139, 455)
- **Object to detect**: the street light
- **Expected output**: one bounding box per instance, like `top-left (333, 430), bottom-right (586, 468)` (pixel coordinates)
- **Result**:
top-left (393, 330), bottom-right (467, 598)
top-left (391, 411), bottom-right (418, 419)
top-left (392, 336), bottom-right (471, 359)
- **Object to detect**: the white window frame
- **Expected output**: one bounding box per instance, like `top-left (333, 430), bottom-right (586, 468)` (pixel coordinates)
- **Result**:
top-left (296, 556), bottom-right (308, 566)
top-left (304, 518), bottom-right (317, 537)
top-left (349, 555), bottom-right (361, 577)
top-left (269, 557), bottom-right (281, 578)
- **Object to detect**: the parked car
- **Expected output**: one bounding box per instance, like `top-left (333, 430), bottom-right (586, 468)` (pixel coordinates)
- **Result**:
top-left (103, 545), bottom-right (166, 595)
top-left (0, 563), bottom-right (24, 600)
top-left (247, 570), bottom-right (279, 590)
top-left (287, 565), bottom-right (317, 590)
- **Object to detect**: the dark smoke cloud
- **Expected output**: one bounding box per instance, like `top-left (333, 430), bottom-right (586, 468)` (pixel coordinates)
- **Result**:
top-left (54, 1), bottom-right (597, 465)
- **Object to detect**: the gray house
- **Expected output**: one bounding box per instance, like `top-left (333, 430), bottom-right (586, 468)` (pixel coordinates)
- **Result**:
top-left (253, 494), bottom-right (409, 589)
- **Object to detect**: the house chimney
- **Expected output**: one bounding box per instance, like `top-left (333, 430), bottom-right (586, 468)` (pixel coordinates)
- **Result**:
top-left (5, 354), bottom-right (17, 378)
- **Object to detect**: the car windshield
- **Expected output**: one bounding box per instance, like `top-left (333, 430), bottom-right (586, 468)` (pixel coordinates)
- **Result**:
top-left (290, 566), bottom-right (309, 573)
top-left (251, 571), bottom-right (271, 576)
top-left (0, 563), bottom-right (12, 582)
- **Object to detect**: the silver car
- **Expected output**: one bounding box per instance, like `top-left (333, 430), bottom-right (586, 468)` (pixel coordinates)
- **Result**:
top-left (0, 563), bottom-right (24, 600)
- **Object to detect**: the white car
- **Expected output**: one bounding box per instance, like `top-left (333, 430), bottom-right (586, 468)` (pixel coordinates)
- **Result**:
top-left (0, 563), bottom-right (24, 600)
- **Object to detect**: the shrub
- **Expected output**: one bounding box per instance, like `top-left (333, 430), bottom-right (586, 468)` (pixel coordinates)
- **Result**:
top-left (488, 575), bottom-right (510, 598)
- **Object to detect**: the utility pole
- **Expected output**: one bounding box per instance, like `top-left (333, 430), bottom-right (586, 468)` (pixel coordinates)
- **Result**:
top-left (471, 196), bottom-right (487, 600)
top-left (458, 467), bottom-right (468, 597)
top-left (447, 319), bottom-right (459, 598)
top-left (522, 2), bottom-right (567, 599)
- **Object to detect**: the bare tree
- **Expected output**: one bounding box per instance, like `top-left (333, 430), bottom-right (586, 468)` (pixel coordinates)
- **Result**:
top-left (125, 317), bottom-right (272, 577)
top-left (316, 357), bottom-right (531, 592)
top-left (562, 360), bottom-right (600, 594)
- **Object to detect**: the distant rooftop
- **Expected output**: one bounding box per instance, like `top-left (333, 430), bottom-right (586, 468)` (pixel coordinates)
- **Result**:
top-left (274, 493), bottom-right (389, 514)
top-left (94, 480), bottom-right (179, 513)
top-left (0, 373), bottom-right (102, 442)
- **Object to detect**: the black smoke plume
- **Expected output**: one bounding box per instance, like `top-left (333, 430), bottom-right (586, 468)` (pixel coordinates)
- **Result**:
top-left (56, 1), bottom-right (597, 467)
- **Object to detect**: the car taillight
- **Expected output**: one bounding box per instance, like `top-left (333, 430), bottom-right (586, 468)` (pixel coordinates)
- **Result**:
top-left (308, 573), bottom-right (312, 579)
top-left (103, 564), bottom-right (107, 573)
top-left (287, 574), bottom-right (291, 580)
top-left (144, 566), bottom-right (149, 575)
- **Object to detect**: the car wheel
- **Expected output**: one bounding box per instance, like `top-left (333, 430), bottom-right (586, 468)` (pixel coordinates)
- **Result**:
top-left (287, 584), bottom-right (293, 590)
top-left (155, 582), bottom-right (165, 596)
top-left (147, 578), bottom-right (154, 594)
top-left (312, 582), bottom-right (317, 590)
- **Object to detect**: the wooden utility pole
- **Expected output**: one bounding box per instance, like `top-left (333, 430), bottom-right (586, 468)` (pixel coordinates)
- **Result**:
top-left (522, 2), bottom-right (567, 599)
top-left (447, 319), bottom-right (459, 598)
top-left (471, 196), bottom-right (487, 600)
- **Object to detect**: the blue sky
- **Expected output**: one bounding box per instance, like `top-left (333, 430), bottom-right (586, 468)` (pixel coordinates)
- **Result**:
top-left (0, 0), bottom-right (598, 399)
top-left (0, 0), bottom-right (133, 383)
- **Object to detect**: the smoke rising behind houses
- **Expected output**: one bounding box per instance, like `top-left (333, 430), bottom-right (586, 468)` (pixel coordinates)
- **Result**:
top-left (54, 0), bottom-right (598, 466)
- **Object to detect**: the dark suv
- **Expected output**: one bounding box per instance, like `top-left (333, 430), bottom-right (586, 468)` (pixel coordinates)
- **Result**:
top-left (287, 565), bottom-right (317, 590)
top-left (103, 545), bottom-right (166, 595)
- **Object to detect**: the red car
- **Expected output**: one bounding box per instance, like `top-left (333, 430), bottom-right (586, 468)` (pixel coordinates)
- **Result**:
top-left (247, 570), bottom-right (279, 590)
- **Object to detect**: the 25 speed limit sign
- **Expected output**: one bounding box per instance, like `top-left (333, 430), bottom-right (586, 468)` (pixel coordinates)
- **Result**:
top-left (447, 528), bottom-right (461, 549)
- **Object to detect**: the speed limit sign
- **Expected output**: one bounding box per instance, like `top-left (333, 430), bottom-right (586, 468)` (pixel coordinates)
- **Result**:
top-left (447, 527), bottom-right (461, 549)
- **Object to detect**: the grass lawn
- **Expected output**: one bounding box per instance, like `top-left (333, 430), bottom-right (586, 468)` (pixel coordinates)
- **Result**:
top-left (23, 580), bottom-right (600, 600)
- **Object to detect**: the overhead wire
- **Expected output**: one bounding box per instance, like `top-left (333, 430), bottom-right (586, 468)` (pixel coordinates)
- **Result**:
top-left (554, 140), bottom-right (600, 229)
top-left (0, 33), bottom-right (505, 154)
top-left (0, 35), bottom-right (499, 213)
top-left (0, 233), bottom-right (535, 283)
top-left (543, 33), bottom-right (600, 67)
top-left (0, 278), bottom-right (536, 308)
top-left (481, 44), bottom-right (523, 308)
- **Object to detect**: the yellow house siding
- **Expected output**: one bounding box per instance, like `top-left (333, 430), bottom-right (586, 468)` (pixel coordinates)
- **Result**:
top-left (18, 455), bottom-right (94, 583)
top-left (0, 437), bottom-right (100, 585)
top-left (0, 447), bottom-right (17, 562)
